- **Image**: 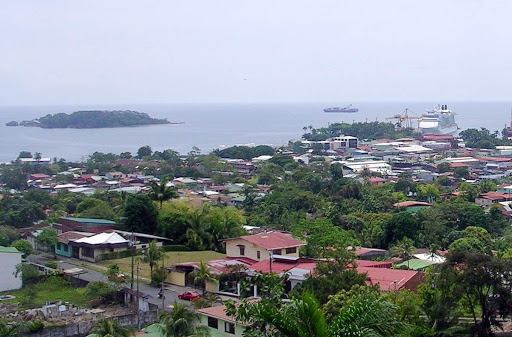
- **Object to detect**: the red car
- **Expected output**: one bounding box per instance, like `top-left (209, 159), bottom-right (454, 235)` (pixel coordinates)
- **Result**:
top-left (178, 291), bottom-right (202, 301)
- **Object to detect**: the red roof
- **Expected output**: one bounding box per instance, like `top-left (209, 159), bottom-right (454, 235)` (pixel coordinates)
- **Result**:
top-left (197, 305), bottom-right (236, 323)
top-left (357, 266), bottom-right (419, 291)
top-left (449, 162), bottom-right (471, 168)
top-left (233, 232), bottom-right (306, 250)
top-left (353, 247), bottom-right (387, 256)
top-left (393, 201), bottom-right (432, 208)
top-left (478, 192), bottom-right (512, 201)
top-left (57, 231), bottom-right (93, 244)
top-left (475, 157), bottom-right (512, 163)
top-left (422, 134), bottom-right (455, 141)
top-left (353, 260), bottom-right (392, 268)
top-left (249, 260), bottom-right (317, 274)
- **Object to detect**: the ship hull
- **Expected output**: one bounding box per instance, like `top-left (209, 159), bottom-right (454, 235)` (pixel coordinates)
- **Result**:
top-left (419, 124), bottom-right (458, 135)
top-left (323, 109), bottom-right (358, 113)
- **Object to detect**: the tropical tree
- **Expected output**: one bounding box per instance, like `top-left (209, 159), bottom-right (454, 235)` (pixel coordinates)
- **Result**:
top-left (35, 228), bottom-right (58, 258)
top-left (122, 194), bottom-right (158, 234)
top-left (227, 290), bottom-right (407, 337)
top-left (155, 300), bottom-right (210, 337)
top-left (141, 240), bottom-right (163, 280)
top-left (148, 176), bottom-right (179, 209)
top-left (90, 318), bottom-right (133, 337)
top-left (11, 239), bottom-right (32, 258)
top-left (389, 237), bottom-right (416, 269)
top-left (190, 261), bottom-right (217, 295)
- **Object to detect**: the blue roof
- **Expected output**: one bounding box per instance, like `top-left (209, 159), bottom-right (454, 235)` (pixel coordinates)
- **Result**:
top-left (61, 217), bottom-right (116, 225)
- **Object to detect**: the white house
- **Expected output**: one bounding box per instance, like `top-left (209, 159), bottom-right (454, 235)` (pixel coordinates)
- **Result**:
top-left (0, 246), bottom-right (23, 292)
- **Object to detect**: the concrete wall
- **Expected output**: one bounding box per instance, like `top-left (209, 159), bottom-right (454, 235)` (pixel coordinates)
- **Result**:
top-left (0, 251), bottom-right (22, 292)
top-left (206, 280), bottom-right (218, 293)
top-left (55, 242), bottom-right (72, 258)
top-left (78, 246), bottom-right (127, 263)
top-left (167, 270), bottom-right (186, 286)
top-left (25, 311), bottom-right (158, 337)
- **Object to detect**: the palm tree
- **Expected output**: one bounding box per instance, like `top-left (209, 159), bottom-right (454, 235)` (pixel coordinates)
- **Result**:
top-left (148, 176), bottom-right (179, 208)
top-left (389, 237), bottom-right (416, 269)
top-left (155, 300), bottom-right (210, 337)
top-left (329, 295), bottom-right (408, 337)
top-left (90, 318), bottom-right (134, 337)
top-left (191, 293), bottom-right (224, 309)
top-left (190, 261), bottom-right (217, 295)
top-left (141, 240), bottom-right (163, 277)
top-left (185, 206), bottom-right (213, 251)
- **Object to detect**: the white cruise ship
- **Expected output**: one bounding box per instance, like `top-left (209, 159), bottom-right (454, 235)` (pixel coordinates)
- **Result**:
top-left (418, 104), bottom-right (458, 135)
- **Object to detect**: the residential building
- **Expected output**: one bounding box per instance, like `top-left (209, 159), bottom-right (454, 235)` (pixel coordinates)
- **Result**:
top-left (55, 231), bottom-right (94, 257)
top-left (198, 305), bottom-right (245, 337)
top-left (0, 246), bottom-right (23, 292)
top-left (69, 232), bottom-right (129, 262)
top-left (224, 231), bottom-right (306, 262)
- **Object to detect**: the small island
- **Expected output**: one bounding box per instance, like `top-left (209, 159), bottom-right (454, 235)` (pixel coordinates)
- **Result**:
top-left (11, 110), bottom-right (176, 129)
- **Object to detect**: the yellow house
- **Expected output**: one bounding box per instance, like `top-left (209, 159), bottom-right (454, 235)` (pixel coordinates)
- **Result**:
top-left (197, 305), bottom-right (245, 337)
top-left (224, 231), bottom-right (306, 261)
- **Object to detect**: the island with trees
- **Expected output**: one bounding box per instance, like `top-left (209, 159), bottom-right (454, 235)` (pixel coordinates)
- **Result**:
top-left (10, 110), bottom-right (175, 129)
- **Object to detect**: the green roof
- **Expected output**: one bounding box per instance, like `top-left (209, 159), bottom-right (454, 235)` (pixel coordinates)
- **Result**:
top-left (395, 259), bottom-right (435, 270)
top-left (61, 217), bottom-right (116, 225)
top-left (0, 246), bottom-right (22, 254)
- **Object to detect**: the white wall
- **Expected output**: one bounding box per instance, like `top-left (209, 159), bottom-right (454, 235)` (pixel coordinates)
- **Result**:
top-left (0, 252), bottom-right (22, 292)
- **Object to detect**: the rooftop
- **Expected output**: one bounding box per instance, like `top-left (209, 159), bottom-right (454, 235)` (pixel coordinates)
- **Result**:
top-left (61, 217), bottom-right (117, 225)
top-left (0, 246), bottom-right (22, 254)
top-left (230, 231), bottom-right (306, 250)
top-left (74, 232), bottom-right (129, 245)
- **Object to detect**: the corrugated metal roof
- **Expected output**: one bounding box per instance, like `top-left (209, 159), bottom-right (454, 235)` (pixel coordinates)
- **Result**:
top-left (0, 246), bottom-right (22, 254)
top-left (61, 217), bottom-right (116, 224)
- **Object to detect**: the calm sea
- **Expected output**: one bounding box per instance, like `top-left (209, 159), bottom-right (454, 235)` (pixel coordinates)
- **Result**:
top-left (0, 102), bottom-right (510, 162)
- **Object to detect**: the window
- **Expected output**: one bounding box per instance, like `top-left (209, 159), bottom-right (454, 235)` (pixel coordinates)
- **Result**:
top-left (285, 247), bottom-right (297, 254)
top-left (225, 322), bottom-right (235, 334)
top-left (208, 317), bottom-right (218, 329)
top-left (238, 245), bottom-right (245, 256)
top-left (82, 247), bottom-right (94, 258)
top-left (257, 251), bottom-right (260, 259)
top-left (272, 249), bottom-right (281, 255)
top-left (63, 244), bottom-right (68, 252)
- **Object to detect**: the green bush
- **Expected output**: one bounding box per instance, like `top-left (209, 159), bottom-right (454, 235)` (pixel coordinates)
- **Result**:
top-left (28, 321), bottom-right (44, 333)
top-left (151, 266), bottom-right (165, 287)
top-left (84, 281), bottom-right (118, 304)
top-left (15, 263), bottom-right (41, 285)
top-left (44, 261), bottom-right (58, 269)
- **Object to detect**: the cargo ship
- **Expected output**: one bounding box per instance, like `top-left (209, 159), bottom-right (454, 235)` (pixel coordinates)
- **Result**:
top-left (323, 104), bottom-right (358, 113)
top-left (417, 104), bottom-right (458, 134)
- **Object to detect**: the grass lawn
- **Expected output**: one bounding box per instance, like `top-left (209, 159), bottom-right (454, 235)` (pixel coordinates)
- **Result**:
top-left (0, 276), bottom-right (88, 310)
top-left (99, 251), bottom-right (226, 280)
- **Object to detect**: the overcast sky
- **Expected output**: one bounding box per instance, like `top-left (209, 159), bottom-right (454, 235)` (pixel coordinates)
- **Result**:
top-left (1, 1), bottom-right (511, 105)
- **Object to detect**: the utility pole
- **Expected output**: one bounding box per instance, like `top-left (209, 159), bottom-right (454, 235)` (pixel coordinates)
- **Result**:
top-left (136, 263), bottom-right (140, 329)
top-left (131, 231), bottom-right (135, 292)
top-left (161, 254), bottom-right (165, 311)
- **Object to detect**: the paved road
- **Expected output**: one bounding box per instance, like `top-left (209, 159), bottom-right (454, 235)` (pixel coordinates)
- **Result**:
top-left (27, 254), bottom-right (200, 311)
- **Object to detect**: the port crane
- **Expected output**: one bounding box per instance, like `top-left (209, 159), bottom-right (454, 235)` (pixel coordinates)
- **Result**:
top-left (385, 109), bottom-right (421, 129)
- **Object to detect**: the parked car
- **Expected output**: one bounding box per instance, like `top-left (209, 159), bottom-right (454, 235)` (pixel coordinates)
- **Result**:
top-left (178, 291), bottom-right (202, 300)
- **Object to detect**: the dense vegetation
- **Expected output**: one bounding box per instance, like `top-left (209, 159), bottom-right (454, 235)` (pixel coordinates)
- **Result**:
top-left (213, 145), bottom-right (275, 160)
top-left (302, 121), bottom-right (419, 141)
top-left (459, 127), bottom-right (508, 149)
top-left (21, 110), bottom-right (170, 129)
